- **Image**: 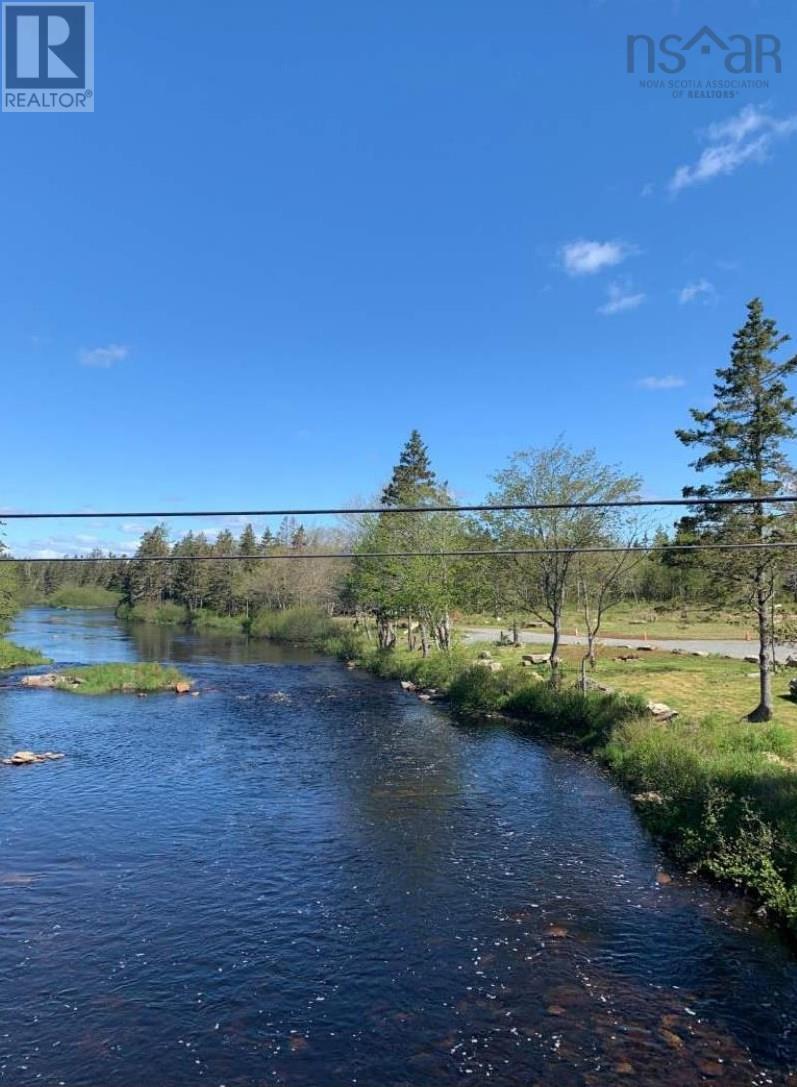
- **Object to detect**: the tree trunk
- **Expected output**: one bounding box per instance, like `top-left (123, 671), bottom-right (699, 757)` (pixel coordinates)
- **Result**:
top-left (549, 615), bottom-right (562, 688)
top-left (748, 573), bottom-right (773, 722)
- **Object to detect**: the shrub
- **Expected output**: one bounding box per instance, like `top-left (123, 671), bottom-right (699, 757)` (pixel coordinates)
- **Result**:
top-left (249, 606), bottom-right (337, 644)
top-left (117, 601), bottom-right (189, 626)
top-left (448, 666), bottom-right (507, 715)
top-left (47, 585), bottom-right (122, 609)
top-left (504, 683), bottom-right (647, 748)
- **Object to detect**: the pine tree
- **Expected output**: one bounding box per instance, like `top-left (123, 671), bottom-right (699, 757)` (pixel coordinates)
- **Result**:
top-left (381, 429), bottom-right (439, 506)
top-left (125, 525), bottom-right (171, 604)
top-left (238, 523), bottom-right (260, 574)
top-left (677, 298), bottom-right (797, 721)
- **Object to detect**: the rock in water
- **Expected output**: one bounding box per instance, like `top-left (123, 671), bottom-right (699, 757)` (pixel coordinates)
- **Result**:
top-left (175, 682), bottom-right (192, 694)
top-left (2, 751), bottom-right (65, 767)
top-left (21, 674), bottom-right (60, 689)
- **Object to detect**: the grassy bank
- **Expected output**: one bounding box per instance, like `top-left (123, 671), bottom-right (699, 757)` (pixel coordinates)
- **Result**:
top-left (317, 628), bottom-right (797, 933)
top-left (47, 586), bottom-right (122, 609)
top-left (116, 602), bottom-right (247, 635)
top-left (0, 639), bottom-right (50, 669)
top-left (48, 662), bottom-right (191, 695)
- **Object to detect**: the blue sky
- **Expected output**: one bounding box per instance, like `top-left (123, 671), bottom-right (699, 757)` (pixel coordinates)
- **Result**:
top-left (1, 0), bottom-right (796, 556)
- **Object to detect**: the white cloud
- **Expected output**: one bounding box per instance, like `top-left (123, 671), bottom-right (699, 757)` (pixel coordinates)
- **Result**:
top-left (10, 534), bottom-right (137, 559)
top-left (678, 278), bottom-right (717, 305)
top-left (669, 105), bottom-right (797, 194)
top-left (560, 239), bottom-right (636, 276)
top-left (597, 280), bottom-right (646, 316)
top-left (78, 344), bottom-right (130, 368)
top-left (636, 375), bottom-right (686, 390)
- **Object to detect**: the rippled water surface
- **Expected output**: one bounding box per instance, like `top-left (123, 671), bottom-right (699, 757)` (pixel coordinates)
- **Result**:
top-left (1, 608), bottom-right (796, 1086)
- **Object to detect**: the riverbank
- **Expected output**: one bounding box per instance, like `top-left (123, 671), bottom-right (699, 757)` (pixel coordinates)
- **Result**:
top-left (0, 638), bottom-right (50, 669)
top-left (312, 629), bottom-right (797, 935)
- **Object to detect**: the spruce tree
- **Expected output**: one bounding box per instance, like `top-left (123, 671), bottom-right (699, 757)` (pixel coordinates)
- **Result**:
top-left (676, 298), bottom-right (797, 721)
top-left (381, 429), bottom-right (439, 506)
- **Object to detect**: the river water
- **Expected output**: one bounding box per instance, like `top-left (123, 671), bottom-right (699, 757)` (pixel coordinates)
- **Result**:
top-left (0, 607), bottom-right (795, 1086)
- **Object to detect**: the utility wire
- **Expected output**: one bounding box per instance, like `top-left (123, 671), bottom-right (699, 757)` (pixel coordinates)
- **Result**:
top-left (5, 541), bottom-right (797, 562)
top-left (2, 494), bottom-right (797, 520)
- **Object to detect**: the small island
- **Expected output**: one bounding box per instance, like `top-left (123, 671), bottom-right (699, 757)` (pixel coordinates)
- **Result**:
top-left (0, 640), bottom-right (50, 670)
top-left (21, 663), bottom-right (193, 696)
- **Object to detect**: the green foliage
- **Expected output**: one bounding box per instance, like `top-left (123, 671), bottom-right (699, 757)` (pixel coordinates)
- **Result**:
top-left (0, 639), bottom-right (50, 669)
top-left (249, 605), bottom-right (337, 644)
top-left (447, 665), bottom-right (508, 715)
top-left (0, 561), bottom-right (20, 634)
top-left (321, 627), bottom-right (369, 661)
top-left (47, 584), bottom-right (122, 609)
top-left (55, 662), bottom-right (190, 695)
top-left (117, 601), bottom-right (189, 626)
top-left (189, 609), bottom-right (246, 634)
top-left (504, 683), bottom-right (647, 747)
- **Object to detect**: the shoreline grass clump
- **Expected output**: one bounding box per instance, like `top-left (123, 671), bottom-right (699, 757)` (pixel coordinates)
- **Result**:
top-left (249, 605), bottom-right (337, 645)
top-left (0, 639), bottom-right (50, 670)
top-left (54, 662), bottom-right (191, 695)
top-left (47, 586), bottom-right (122, 610)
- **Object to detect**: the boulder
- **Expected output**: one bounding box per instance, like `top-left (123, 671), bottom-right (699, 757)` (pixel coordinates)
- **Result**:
top-left (474, 659), bottom-right (503, 672)
top-left (477, 651), bottom-right (492, 661)
top-left (744, 655), bottom-right (758, 664)
top-left (21, 674), bottom-right (60, 689)
top-left (174, 682), bottom-right (192, 694)
top-left (691, 650), bottom-right (710, 658)
top-left (647, 701), bottom-right (678, 721)
top-left (2, 751), bottom-right (65, 767)
top-left (785, 656), bottom-right (797, 668)
top-left (636, 645), bottom-right (654, 652)
top-left (522, 653), bottom-right (549, 666)
top-left (400, 680), bottom-right (417, 692)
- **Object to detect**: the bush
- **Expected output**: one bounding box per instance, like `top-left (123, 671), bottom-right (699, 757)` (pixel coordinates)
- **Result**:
top-left (321, 627), bottom-right (368, 661)
top-left (504, 683), bottom-right (647, 748)
top-left (190, 610), bottom-right (246, 635)
top-left (47, 585), bottom-right (122, 609)
top-left (249, 606), bottom-right (337, 644)
top-left (448, 665), bottom-right (507, 715)
top-left (117, 601), bottom-right (189, 626)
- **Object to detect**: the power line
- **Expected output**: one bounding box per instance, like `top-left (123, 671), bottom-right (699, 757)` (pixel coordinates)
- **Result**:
top-left (2, 494), bottom-right (797, 520)
top-left (5, 541), bottom-right (797, 563)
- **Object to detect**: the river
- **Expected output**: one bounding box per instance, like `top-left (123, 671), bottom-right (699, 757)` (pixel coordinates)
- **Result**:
top-left (0, 607), bottom-right (795, 1086)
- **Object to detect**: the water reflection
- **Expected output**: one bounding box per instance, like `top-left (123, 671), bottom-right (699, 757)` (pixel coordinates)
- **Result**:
top-left (0, 608), bottom-right (795, 1086)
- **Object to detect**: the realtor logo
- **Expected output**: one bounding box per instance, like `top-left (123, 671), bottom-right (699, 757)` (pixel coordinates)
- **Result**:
top-left (3, 2), bottom-right (93, 112)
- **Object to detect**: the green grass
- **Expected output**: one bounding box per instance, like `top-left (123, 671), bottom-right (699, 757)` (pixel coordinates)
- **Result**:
top-left (117, 601), bottom-right (190, 626)
top-left (53, 662), bottom-right (191, 695)
top-left (189, 610), bottom-right (246, 635)
top-left (459, 602), bottom-right (764, 642)
top-left (46, 585), bottom-right (122, 609)
top-left (249, 606), bottom-right (337, 644)
top-left (0, 639), bottom-right (50, 669)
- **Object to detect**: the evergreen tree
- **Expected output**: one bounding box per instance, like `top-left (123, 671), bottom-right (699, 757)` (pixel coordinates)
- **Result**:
top-left (238, 523), bottom-right (260, 573)
top-left (125, 525), bottom-right (171, 604)
top-left (676, 298), bottom-right (797, 721)
top-left (381, 429), bottom-right (439, 506)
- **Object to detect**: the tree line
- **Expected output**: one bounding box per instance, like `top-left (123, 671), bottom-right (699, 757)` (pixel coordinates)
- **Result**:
top-left (8, 298), bottom-right (797, 720)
